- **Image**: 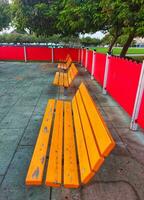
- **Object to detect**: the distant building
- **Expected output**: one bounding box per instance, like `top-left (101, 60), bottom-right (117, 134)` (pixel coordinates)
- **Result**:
top-left (134, 37), bottom-right (144, 47)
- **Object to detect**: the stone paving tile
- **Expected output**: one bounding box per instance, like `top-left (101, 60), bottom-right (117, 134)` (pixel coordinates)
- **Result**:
top-left (20, 114), bottom-right (43, 146)
top-left (0, 112), bottom-right (32, 129)
top-left (0, 176), bottom-right (4, 185)
top-left (115, 128), bottom-right (144, 165)
top-left (0, 146), bottom-right (50, 200)
top-left (102, 106), bottom-right (131, 128)
top-left (51, 188), bottom-right (81, 200)
top-left (10, 105), bottom-right (34, 115)
top-left (90, 154), bottom-right (144, 200)
top-left (16, 95), bottom-right (40, 106)
top-left (81, 182), bottom-right (138, 200)
top-left (95, 92), bottom-right (120, 107)
top-left (0, 128), bottom-right (24, 175)
top-left (0, 95), bottom-right (19, 108)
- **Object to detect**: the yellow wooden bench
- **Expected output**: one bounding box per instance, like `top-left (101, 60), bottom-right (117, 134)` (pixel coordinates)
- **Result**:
top-left (25, 82), bottom-right (115, 188)
top-left (58, 56), bottom-right (72, 70)
top-left (53, 63), bottom-right (78, 88)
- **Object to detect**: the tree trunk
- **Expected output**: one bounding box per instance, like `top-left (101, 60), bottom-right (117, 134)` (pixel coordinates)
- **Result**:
top-left (108, 35), bottom-right (119, 54)
top-left (120, 30), bottom-right (136, 57)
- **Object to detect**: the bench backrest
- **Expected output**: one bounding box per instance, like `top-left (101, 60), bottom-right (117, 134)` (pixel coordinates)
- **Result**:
top-left (65, 54), bottom-right (70, 62)
top-left (73, 83), bottom-right (115, 157)
top-left (67, 63), bottom-right (78, 85)
top-left (66, 57), bottom-right (72, 68)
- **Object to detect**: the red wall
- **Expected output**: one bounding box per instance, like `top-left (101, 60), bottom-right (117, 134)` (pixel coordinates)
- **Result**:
top-left (87, 50), bottom-right (93, 73)
top-left (54, 48), bottom-right (78, 62)
top-left (93, 53), bottom-right (106, 86)
top-left (0, 46), bottom-right (79, 62)
top-left (106, 57), bottom-right (142, 116)
top-left (0, 46), bottom-right (24, 60)
top-left (26, 47), bottom-right (52, 61)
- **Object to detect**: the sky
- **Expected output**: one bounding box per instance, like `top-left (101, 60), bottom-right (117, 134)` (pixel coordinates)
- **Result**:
top-left (80, 31), bottom-right (105, 39)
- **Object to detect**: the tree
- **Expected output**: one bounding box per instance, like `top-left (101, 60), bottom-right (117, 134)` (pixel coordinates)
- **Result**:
top-left (120, 0), bottom-right (144, 57)
top-left (0, 0), bottom-right (11, 31)
top-left (11, 0), bottom-right (61, 36)
top-left (100, 0), bottom-right (127, 53)
top-left (57, 0), bottom-right (104, 36)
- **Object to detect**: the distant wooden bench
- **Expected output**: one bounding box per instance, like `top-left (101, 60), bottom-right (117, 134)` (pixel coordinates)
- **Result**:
top-left (53, 63), bottom-right (78, 88)
top-left (58, 56), bottom-right (72, 70)
top-left (25, 82), bottom-right (115, 188)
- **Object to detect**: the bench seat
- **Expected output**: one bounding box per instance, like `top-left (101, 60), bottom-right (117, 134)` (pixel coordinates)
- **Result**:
top-left (26, 83), bottom-right (115, 188)
top-left (53, 63), bottom-right (78, 87)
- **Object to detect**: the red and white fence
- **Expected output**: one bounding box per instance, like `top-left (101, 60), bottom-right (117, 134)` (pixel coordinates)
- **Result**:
top-left (0, 45), bottom-right (143, 131)
top-left (80, 48), bottom-right (144, 131)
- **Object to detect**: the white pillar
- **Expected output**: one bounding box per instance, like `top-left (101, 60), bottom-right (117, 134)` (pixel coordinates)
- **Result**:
top-left (85, 48), bottom-right (88, 71)
top-left (102, 53), bottom-right (111, 94)
top-left (52, 48), bottom-right (54, 63)
top-left (91, 50), bottom-right (96, 80)
top-left (130, 61), bottom-right (144, 131)
top-left (24, 46), bottom-right (27, 62)
top-left (81, 48), bottom-right (84, 67)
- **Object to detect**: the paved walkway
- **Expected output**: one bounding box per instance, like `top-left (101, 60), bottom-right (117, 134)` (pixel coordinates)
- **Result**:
top-left (0, 62), bottom-right (144, 200)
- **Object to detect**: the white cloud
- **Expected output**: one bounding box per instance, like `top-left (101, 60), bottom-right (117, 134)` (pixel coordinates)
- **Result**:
top-left (80, 31), bottom-right (105, 39)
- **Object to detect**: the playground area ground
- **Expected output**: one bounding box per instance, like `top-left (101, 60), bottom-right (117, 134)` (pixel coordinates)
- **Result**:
top-left (0, 62), bottom-right (144, 200)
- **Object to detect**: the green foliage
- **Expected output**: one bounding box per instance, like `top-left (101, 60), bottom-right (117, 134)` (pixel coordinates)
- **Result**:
top-left (0, 1), bottom-right (11, 31)
top-left (80, 37), bottom-right (101, 46)
top-left (0, 33), bottom-right (80, 45)
top-left (11, 0), bottom-right (61, 36)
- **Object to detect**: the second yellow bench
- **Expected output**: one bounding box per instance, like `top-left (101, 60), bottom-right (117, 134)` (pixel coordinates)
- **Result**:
top-left (53, 63), bottom-right (78, 87)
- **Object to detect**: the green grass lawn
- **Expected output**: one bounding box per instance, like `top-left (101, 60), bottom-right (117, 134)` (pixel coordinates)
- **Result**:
top-left (91, 47), bottom-right (144, 55)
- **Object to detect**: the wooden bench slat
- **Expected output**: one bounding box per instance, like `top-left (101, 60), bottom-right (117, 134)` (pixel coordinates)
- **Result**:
top-left (25, 99), bottom-right (55, 185)
top-left (70, 64), bottom-right (78, 83)
top-left (67, 70), bottom-right (72, 85)
top-left (79, 83), bottom-right (115, 157)
top-left (45, 100), bottom-right (63, 187)
top-left (72, 97), bottom-right (94, 184)
top-left (63, 73), bottom-right (69, 88)
top-left (75, 91), bottom-right (104, 172)
top-left (53, 72), bottom-right (60, 85)
top-left (73, 64), bottom-right (78, 76)
top-left (59, 72), bottom-right (64, 86)
top-left (64, 58), bottom-right (72, 70)
top-left (64, 102), bottom-right (79, 188)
